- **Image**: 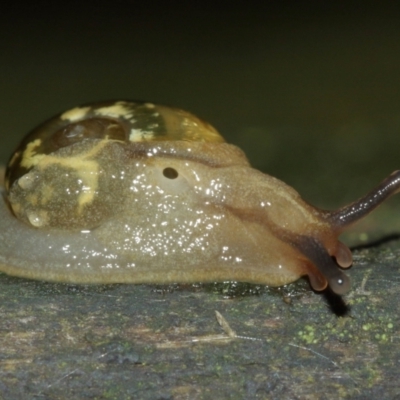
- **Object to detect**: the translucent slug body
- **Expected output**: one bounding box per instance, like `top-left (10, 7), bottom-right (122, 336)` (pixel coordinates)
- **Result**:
top-left (1, 101), bottom-right (400, 295)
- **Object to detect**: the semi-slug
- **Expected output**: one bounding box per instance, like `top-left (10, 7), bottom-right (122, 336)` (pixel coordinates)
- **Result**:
top-left (1, 101), bottom-right (399, 295)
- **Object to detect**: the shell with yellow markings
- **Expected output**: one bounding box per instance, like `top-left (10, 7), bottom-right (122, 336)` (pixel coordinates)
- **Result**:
top-left (6, 101), bottom-right (224, 229)
top-left (2, 100), bottom-right (400, 296)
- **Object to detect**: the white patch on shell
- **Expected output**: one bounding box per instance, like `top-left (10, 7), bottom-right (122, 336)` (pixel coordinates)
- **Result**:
top-left (60, 107), bottom-right (91, 122)
top-left (129, 128), bottom-right (154, 142)
top-left (34, 141), bottom-right (108, 214)
top-left (20, 139), bottom-right (46, 169)
top-left (94, 101), bottom-right (134, 120)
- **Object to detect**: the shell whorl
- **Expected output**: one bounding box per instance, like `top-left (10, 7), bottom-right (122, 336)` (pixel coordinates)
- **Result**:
top-left (5, 101), bottom-right (225, 191)
top-left (5, 101), bottom-right (225, 229)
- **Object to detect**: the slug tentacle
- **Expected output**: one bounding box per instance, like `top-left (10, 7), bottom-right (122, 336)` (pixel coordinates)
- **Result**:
top-left (329, 170), bottom-right (400, 230)
top-left (272, 225), bottom-right (352, 294)
top-left (334, 241), bottom-right (353, 268)
top-left (295, 236), bottom-right (351, 295)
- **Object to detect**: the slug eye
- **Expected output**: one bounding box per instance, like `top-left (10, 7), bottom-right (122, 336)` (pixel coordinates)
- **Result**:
top-left (163, 167), bottom-right (178, 179)
top-left (152, 165), bottom-right (190, 195)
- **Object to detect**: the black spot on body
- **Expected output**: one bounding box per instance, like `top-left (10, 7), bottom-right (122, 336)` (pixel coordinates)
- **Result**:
top-left (163, 167), bottom-right (178, 179)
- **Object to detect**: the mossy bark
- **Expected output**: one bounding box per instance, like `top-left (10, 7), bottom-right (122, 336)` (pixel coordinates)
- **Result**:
top-left (0, 239), bottom-right (399, 399)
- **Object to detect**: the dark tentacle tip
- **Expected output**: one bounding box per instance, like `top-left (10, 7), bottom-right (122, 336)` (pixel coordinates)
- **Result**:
top-left (308, 270), bottom-right (351, 295)
top-left (294, 236), bottom-right (352, 296)
top-left (328, 273), bottom-right (351, 295)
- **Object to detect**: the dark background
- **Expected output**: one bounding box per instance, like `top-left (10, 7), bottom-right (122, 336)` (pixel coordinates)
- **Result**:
top-left (1, 2), bottom-right (400, 215)
top-left (1, 3), bottom-right (400, 398)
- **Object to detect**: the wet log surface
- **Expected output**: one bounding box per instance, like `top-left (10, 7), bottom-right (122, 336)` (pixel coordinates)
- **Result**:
top-left (0, 236), bottom-right (399, 399)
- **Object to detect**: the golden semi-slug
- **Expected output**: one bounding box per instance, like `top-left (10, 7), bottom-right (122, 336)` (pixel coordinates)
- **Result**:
top-left (1, 100), bottom-right (399, 295)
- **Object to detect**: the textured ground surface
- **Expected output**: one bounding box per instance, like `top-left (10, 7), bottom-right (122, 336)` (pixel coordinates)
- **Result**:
top-left (0, 242), bottom-right (399, 399)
